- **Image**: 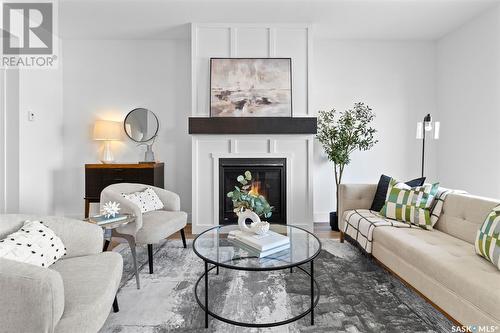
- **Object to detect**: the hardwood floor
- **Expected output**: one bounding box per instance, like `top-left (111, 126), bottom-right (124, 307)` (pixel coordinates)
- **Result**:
top-left (313, 223), bottom-right (341, 240)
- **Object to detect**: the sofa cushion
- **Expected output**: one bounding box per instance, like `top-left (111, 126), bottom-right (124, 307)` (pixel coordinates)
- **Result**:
top-left (0, 215), bottom-right (103, 259)
top-left (372, 226), bottom-right (500, 321)
top-left (435, 193), bottom-right (500, 244)
top-left (370, 174), bottom-right (426, 211)
top-left (0, 221), bottom-right (66, 268)
top-left (380, 179), bottom-right (439, 229)
top-left (51, 252), bottom-right (123, 333)
top-left (475, 205), bottom-right (500, 270)
top-left (135, 210), bottom-right (187, 244)
top-left (121, 187), bottom-right (164, 213)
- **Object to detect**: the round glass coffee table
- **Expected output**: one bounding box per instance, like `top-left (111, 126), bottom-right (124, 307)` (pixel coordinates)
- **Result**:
top-left (193, 224), bottom-right (321, 328)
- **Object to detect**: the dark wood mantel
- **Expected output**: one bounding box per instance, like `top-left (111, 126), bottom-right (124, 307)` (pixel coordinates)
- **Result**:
top-left (188, 117), bottom-right (317, 135)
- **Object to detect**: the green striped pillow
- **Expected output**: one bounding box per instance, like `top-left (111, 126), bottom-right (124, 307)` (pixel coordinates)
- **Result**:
top-left (380, 178), bottom-right (440, 230)
top-left (475, 205), bottom-right (500, 270)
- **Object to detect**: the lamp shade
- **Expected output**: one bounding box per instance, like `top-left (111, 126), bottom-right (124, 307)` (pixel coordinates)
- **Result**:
top-left (416, 122), bottom-right (423, 139)
top-left (93, 120), bottom-right (122, 141)
top-left (434, 121), bottom-right (440, 139)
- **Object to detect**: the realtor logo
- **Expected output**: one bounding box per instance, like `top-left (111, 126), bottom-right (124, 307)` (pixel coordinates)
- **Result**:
top-left (1, 1), bottom-right (57, 68)
top-left (3, 2), bottom-right (52, 54)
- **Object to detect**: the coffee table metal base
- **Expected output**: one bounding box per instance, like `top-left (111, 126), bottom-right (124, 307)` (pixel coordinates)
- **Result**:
top-left (194, 259), bottom-right (319, 329)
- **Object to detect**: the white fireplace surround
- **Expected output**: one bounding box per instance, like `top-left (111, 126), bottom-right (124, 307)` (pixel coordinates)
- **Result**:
top-left (190, 23), bottom-right (314, 233)
top-left (191, 135), bottom-right (314, 234)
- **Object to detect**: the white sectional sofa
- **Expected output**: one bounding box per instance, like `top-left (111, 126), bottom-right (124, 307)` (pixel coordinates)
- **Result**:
top-left (339, 184), bottom-right (500, 327)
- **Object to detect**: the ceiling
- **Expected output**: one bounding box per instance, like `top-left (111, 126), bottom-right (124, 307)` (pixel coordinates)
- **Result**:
top-left (59, 0), bottom-right (500, 40)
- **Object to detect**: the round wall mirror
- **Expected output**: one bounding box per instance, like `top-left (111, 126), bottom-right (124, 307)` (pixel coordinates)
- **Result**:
top-left (124, 108), bottom-right (159, 142)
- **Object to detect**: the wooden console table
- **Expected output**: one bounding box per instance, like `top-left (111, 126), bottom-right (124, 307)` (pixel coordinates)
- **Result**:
top-left (84, 163), bottom-right (164, 217)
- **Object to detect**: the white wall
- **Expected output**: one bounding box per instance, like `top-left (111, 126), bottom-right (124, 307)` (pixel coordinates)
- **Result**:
top-left (60, 39), bottom-right (191, 217)
top-left (436, 6), bottom-right (500, 199)
top-left (1, 68), bottom-right (21, 213)
top-left (312, 40), bottom-right (437, 221)
top-left (18, 69), bottom-right (63, 215)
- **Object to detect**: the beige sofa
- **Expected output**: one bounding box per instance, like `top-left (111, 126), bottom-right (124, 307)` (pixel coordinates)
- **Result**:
top-left (0, 215), bottom-right (123, 333)
top-left (339, 184), bottom-right (500, 327)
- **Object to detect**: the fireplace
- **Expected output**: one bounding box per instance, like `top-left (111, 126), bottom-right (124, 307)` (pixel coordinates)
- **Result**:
top-left (219, 158), bottom-right (286, 225)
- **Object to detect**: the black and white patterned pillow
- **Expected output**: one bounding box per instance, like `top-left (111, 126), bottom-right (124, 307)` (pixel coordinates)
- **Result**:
top-left (122, 188), bottom-right (164, 213)
top-left (0, 220), bottom-right (66, 267)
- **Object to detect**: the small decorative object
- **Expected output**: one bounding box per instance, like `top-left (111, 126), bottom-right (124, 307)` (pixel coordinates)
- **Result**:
top-left (210, 58), bottom-right (292, 117)
top-left (124, 108), bottom-right (159, 162)
top-left (227, 170), bottom-right (273, 219)
top-left (93, 120), bottom-right (122, 164)
top-left (138, 141), bottom-right (156, 163)
top-left (249, 221), bottom-right (270, 235)
top-left (416, 114), bottom-right (440, 177)
top-left (143, 143), bottom-right (155, 162)
top-left (237, 209), bottom-right (261, 231)
top-left (101, 201), bottom-right (121, 218)
top-left (317, 102), bottom-right (378, 231)
top-left (237, 210), bottom-right (270, 235)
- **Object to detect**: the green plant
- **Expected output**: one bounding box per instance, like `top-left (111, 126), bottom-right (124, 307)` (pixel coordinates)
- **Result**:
top-left (317, 102), bottom-right (378, 216)
top-left (226, 171), bottom-right (273, 218)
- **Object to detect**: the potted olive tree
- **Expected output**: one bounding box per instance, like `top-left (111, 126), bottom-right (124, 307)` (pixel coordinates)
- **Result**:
top-left (317, 102), bottom-right (378, 231)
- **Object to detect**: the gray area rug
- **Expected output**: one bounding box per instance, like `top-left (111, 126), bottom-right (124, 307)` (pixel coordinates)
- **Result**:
top-left (100, 239), bottom-right (452, 332)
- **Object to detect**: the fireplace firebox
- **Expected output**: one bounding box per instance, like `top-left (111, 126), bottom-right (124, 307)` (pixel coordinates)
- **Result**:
top-left (219, 158), bottom-right (286, 225)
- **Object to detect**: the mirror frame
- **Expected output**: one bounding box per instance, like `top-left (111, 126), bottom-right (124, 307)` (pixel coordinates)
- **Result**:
top-left (123, 108), bottom-right (159, 143)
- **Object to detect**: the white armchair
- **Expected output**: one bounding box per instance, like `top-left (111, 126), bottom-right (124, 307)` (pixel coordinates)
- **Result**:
top-left (0, 214), bottom-right (123, 333)
top-left (100, 183), bottom-right (187, 274)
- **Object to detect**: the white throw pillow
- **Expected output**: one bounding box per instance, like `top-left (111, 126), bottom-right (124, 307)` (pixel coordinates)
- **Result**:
top-left (0, 220), bottom-right (66, 268)
top-left (122, 187), bottom-right (164, 213)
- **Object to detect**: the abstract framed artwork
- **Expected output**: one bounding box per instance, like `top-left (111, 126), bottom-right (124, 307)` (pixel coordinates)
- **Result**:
top-left (210, 58), bottom-right (292, 117)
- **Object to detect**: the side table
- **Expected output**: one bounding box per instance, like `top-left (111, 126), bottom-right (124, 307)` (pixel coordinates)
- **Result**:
top-left (86, 215), bottom-right (141, 289)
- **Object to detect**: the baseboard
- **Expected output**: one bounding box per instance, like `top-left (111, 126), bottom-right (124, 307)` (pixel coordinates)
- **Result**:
top-left (314, 211), bottom-right (330, 223)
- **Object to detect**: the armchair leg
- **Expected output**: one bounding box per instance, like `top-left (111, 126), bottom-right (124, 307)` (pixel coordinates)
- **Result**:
top-left (113, 295), bottom-right (119, 313)
top-left (180, 228), bottom-right (187, 248)
top-left (340, 231), bottom-right (345, 243)
top-left (148, 244), bottom-right (154, 274)
top-left (103, 239), bottom-right (110, 252)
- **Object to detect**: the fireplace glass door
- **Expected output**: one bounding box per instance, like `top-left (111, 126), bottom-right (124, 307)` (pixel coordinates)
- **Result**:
top-left (219, 158), bottom-right (286, 225)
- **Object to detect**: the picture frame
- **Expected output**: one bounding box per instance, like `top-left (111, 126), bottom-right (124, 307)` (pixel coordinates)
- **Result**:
top-left (209, 58), bottom-right (293, 117)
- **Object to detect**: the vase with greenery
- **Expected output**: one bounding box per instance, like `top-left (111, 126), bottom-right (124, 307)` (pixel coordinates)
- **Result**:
top-left (317, 102), bottom-right (378, 230)
top-left (226, 171), bottom-right (273, 219)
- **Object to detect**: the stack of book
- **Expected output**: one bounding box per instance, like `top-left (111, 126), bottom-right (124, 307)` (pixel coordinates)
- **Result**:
top-left (89, 214), bottom-right (128, 226)
top-left (228, 229), bottom-right (290, 258)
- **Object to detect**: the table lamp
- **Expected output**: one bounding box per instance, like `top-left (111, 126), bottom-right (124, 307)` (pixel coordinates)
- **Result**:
top-left (93, 120), bottom-right (122, 163)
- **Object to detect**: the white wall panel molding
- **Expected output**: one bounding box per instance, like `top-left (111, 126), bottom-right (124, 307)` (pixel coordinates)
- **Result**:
top-left (191, 23), bottom-right (313, 117)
